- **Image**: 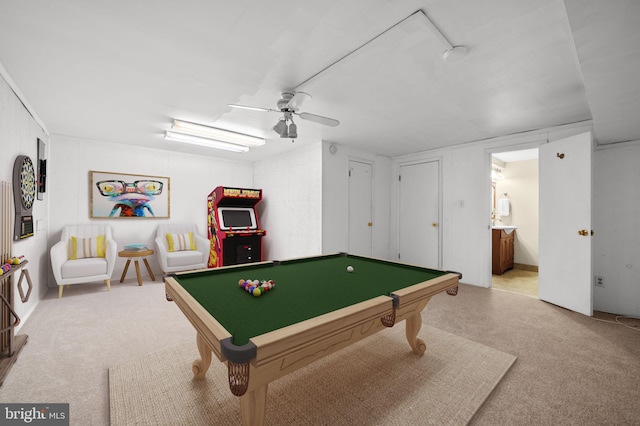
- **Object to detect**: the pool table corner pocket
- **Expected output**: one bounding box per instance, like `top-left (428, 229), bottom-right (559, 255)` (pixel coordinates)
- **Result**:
top-left (221, 337), bottom-right (258, 396)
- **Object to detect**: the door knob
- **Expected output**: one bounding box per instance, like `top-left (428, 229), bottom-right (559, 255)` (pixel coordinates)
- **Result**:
top-left (367, 222), bottom-right (373, 227)
top-left (432, 222), bottom-right (438, 227)
top-left (578, 229), bottom-right (589, 236)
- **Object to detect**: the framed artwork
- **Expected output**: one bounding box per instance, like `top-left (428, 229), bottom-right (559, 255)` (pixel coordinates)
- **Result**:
top-left (90, 171), bottom-right (170, 218)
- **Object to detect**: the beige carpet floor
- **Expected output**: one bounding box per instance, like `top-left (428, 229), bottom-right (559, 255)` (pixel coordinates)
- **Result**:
top-left (109, 325), bottom-right (516, 426)
top-left (2, 280), bottom-right (638, 425)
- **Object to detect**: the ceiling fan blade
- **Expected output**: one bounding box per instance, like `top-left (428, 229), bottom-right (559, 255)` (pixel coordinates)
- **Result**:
top-left (298, 112), bottom-right (340, 127)
top-left (227, 104), bottom-right (276, 113)
top-left (286, 92), bottom-right (311, 110)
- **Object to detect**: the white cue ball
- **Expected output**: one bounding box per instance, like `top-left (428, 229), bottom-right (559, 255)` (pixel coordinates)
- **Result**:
top-left (346, 266), bottom-right (354, 273)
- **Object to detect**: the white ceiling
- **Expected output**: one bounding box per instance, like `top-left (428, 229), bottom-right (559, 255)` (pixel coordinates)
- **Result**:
top-left (1, 0), bottom-right (638, 162)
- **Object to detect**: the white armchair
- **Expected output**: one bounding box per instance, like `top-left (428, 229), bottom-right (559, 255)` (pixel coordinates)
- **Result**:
top-left (155, 223), bottom-right (209, 275)
top-left (50, 224), bottom-right (117, 298)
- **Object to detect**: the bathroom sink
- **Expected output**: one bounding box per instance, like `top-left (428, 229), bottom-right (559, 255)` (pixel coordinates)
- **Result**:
top-left (492, 225), bottom-right (517, 234)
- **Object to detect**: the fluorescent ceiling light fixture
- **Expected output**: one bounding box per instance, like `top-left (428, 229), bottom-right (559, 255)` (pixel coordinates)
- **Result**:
top-left (171, 120), bottom-right (265, 147)
top-left (164, 131), bottom-right (249, 153)
top-left (227, 104), bottom-right (268, 112)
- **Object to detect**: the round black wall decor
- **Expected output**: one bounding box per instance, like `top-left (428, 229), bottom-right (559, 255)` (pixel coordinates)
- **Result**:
top-left (13, 155), bottom-right (36, 240)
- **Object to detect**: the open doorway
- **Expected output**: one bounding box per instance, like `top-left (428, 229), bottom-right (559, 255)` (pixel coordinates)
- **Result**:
top-left (490, 149), bottom-right (539, 297)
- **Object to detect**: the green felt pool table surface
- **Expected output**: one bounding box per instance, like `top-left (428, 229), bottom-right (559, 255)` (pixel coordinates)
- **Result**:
top-left (170, 253), bottom-right (453, 346)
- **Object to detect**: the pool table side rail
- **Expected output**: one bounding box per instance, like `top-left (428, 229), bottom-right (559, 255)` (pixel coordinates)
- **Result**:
top-left (250, 295), bottom-right (392, 364)
top-left (391, 272), bottom-right (459, 327)
top-left (391, 272), bottom-right (460, 306)
top-left (242, 295), bottom-right (393, 392)
top-left (168, 252), bottom-right (454, 280)
top-left (250, 271), bottom-right (460, 365)
top-left (230, 273), bottom-right (459, 393)
top-left (279, 252), bottom-right (454, 276)
top-left (335, 252), bottom-right (449, 273)
top-left (169, 259), bottom-right (277, 279)
top-left (165, 275), bottom-right (232, 361)
top-left (168, 253), bottom-right (353, 279)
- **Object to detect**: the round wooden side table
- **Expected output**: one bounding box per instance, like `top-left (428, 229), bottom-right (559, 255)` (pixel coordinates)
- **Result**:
top-left (118, 249), bottom-right (155, 286)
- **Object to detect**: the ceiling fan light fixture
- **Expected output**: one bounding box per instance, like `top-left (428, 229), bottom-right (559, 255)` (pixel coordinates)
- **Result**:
top-left (232, 91), bottom-right (339, 139)
top-left (286, 91), bottom-right (311, 110)
top-left (279, 123), bottom-right (289, 138)
top-left (273, 119), bottom-right (287, 136)
top-left (287, 122), bottom-right (297, 139)
top-left (171, 119), bottom-right (264, 147)
top-left (164, 131), bottom-right (249, 153)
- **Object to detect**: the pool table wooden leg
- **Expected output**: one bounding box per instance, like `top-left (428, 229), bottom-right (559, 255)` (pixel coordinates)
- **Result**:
top-left (192, 333), bottom-right (212, 379)
top-left (405, 312), bottom-right (427, 355)
top-left (240, 383), bottom-right (268, 426)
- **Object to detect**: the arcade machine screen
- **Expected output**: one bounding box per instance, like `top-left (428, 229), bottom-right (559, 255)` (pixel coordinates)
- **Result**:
top-left (219, 208), bottom-right (257, 230)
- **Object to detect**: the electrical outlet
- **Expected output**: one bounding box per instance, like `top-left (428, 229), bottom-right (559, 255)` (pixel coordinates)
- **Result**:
top-left (595, 275), bottom-right (604, 287)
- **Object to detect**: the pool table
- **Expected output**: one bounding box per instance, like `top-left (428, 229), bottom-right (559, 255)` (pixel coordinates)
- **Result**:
top-left (164, 252), bottom-right (460, 426)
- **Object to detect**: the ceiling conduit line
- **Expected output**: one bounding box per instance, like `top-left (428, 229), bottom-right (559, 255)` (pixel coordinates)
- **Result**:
top-left (294, 9), bottom-right (466, 92)
top-left (294, 10), bottom-right (423, 91)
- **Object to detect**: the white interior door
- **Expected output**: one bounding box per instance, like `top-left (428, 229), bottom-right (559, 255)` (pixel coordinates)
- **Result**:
top-left (539, 132), bottom-right (593, 316)
top-left (398, 161), bottom-right (440, 268)
top-left (348, 160), bottom-right (373, 256)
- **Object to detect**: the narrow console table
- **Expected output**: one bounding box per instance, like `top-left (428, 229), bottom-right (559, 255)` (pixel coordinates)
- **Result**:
top-left (0, 260), bottom-right (32, 385)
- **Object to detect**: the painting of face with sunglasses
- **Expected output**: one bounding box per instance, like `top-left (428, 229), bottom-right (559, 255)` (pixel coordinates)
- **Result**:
top-left (95, 179), bottom-right (164, 217)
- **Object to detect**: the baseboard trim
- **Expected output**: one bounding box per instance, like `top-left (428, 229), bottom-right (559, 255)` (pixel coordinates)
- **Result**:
top-left (514, 263), bottom-right (538, 272)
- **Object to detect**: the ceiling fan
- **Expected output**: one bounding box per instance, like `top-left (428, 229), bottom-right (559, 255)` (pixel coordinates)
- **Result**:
top-left (228, 91), bottom-right (340, 139)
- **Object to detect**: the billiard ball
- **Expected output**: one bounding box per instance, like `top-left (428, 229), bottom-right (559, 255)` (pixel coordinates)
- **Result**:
top-left (347, 266), bottom-right (354, 273)
top-left (252, 287), bottom-right (261, 297)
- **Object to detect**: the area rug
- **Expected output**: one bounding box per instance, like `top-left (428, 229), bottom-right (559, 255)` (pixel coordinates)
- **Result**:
top-left (109, 326), bottom-right (516, 425)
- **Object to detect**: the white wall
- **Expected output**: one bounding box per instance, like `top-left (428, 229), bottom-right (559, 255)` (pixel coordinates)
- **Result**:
top-left (48, 135), bottom-right (254, 283)
top-left (254, 141), bottom-right (393, 262)
top-left (593, 142), bottom-right (640, 316)
top-left (0, 72), bottom-right (49, 328)
top-left (392, 122), bottom-right (640, 316)
top-left (392, 143), bottom-right (489, 282)
top-left (393, 122), bottom-right (593, 289)
top-left (6, 59), bottom-right (638, 320)
top-left (254, 142), bottom-right (323, 260)
top-left (321, 141), bottom-right (392, 260)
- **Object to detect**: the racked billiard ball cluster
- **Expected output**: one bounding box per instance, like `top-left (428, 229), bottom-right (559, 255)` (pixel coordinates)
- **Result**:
top-left (238, 279), bottom-right (275, 297)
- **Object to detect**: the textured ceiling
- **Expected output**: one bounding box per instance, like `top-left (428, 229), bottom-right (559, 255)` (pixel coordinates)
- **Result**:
top-left (0, 0), bottom-right (638, 161)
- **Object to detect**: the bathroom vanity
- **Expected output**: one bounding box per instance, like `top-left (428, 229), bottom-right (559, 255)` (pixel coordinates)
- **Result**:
top-left (492, 226), bottom-right (516, 275)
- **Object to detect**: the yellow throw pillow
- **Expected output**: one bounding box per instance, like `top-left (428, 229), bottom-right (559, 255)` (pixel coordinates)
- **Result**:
top-left (166, 232), bottom-right (195, 252)
top-left (69, 235), bottom-right (106, 259)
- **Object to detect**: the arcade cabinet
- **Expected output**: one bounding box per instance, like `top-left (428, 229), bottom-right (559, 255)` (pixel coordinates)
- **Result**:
top-left (207, 186), bottom-right (265, 268)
